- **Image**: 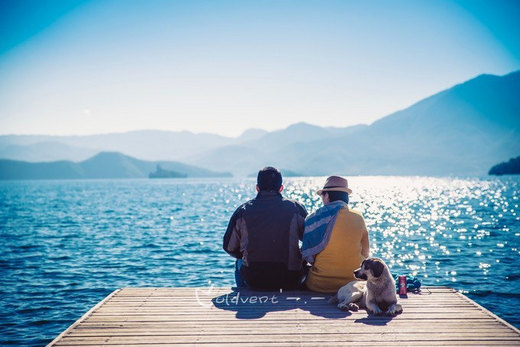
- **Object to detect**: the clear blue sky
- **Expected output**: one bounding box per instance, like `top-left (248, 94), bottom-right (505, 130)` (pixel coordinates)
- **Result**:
top-left (0, 0), bottom-right (519, 137)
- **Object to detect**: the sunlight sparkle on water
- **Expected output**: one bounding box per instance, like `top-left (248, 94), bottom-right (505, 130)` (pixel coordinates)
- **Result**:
top-left (1, 175), bottom-right (519, 344)
top-left (285, 176), bottom-right (519, 285)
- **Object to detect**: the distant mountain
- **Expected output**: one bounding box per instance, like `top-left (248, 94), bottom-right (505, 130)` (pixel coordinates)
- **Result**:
top-left (0, 152), bottom-right (232, 180)
top-left (189, 70), bottom-right (520, 176)
top-left (236, 129), bottom-right (269, 142)
top-left (0, 130), bottom-right (234, 162)
top-left (489, 156), bottom-right (520, 176)
top-left (325, 124), bottom-right (369, 136)
top-left (247, 168), bottom-right (304, 178)
top-left (0, 141), bottom-right (98, 162)
top-left (190, 123), bottom-right (367, 175)
top-left (2, 71), bottom-right (519, 176)
top-left (334, 71), bottom-right (520, 175)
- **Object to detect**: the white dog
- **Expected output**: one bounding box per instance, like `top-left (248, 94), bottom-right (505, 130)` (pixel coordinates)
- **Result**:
top-left (329, 257), bottom-right (403, 316)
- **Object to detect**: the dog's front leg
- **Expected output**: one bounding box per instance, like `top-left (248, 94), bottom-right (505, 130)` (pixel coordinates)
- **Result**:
top-left (385, 303), bottom-right (402, 316)
top-left (365, 300), bottom-right (383, 315)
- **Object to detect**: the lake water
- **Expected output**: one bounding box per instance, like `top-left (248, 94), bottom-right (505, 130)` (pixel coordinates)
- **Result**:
top-left (1, 176), bottom-right (519, 345)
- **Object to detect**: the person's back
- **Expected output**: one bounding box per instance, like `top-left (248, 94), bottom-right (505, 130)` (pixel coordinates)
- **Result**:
top-left (302, 176), bottom-right (369, 293)
top-left (305, 207), bottom-right (368, 293)
top-left (223, 167), bottom-right (307, 290)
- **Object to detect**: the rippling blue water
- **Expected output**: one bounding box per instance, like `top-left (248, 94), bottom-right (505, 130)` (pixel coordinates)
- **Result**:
top-left (0, 176), bottom-right (519, 345)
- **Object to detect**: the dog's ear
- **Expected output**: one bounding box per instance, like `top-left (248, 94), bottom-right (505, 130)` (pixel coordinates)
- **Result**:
top-left (371, 260), bottom-right (385, 278)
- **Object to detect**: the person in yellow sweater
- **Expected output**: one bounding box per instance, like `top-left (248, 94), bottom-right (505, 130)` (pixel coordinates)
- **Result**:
top-left (302, 176), bottom-right (370, 293)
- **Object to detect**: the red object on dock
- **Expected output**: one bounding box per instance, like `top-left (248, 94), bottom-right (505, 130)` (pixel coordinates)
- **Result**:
top-left (398, 275), bottom-right (408, 297)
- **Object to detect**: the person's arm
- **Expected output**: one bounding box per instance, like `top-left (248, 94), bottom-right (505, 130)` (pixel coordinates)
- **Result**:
top-left (360, 217), bottom-right (370, 259)
top-left (223, 207), bottom-right (243, 259)
top-left (296, 202), bottom-right (308, 241)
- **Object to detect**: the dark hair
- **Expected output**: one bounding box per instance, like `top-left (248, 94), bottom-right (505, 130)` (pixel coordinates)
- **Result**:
top-left (325, 191), bottom-right (349, 204)
top-left (257, 167), bottom-right (282, 192)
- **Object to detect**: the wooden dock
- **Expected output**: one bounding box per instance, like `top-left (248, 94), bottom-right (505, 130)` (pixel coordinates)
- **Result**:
top-left (48, 286), bottom-right (520, 346)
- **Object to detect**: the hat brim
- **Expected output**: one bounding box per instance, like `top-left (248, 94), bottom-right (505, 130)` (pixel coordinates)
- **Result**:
top-left (317, 187), bottom-right (352, 195)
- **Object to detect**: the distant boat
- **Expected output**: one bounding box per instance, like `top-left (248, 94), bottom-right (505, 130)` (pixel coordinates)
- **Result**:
top-left (149, 164), bottom-right (188, 179)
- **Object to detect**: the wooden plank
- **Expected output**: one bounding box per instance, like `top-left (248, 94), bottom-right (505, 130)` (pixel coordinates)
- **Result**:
top-left (83, 314), bottom-right (496, 321)
top-left (51, 335), bottom-right (520, 344)
top-left (455, 291), bottom-right (520, 334)
top-left (56, 335), bottom-right (520, 341)
top-left (51, 344), bottom-right (520, 347)
top-left (77, 322), bottom-right (511, 329)
top-left (48, 287), bottom-right (520, 346)
top-left (52, 344), bottom-right (520, 347)
top-left (66, 330), bottom-right (520, 337)
top-left (91, 309), bottom-right (476, 314)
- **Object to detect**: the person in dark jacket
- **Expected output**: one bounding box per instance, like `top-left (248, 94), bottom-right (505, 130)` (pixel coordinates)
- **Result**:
top-left (223, 167), bottom-right (307, 290)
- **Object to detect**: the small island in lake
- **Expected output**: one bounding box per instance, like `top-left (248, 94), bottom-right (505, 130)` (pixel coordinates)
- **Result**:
top-left (149, 165), bottom-right (187, 178)
top-left (489, 155), bottom-right (520, 176)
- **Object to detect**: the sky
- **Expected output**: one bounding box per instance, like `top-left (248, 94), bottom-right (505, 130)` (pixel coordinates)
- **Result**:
top-left (0, 0), bottom-right (519, 137)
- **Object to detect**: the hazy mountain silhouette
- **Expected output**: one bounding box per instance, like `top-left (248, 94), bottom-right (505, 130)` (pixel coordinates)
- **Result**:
top-left (189, 70), bottom-right (520, 176)
top-left (0, 128), bottom-right (271, 162)
top-left (0, 141), bottom-right (98, 162)
top-left (189, 122), bottom-right (367, 175)
top-left (1, 71), bottom-right (519, 176)
top-left (334, 71), bottom-right (520, 175)
top-left (247, 168), bottom-right (304, 177)
top-left (0, 130), bottom-right (233, 162)
top-left (0, 152), bottom-right (231, 180)
top-left (236, 128), bottom-right (269, 142)
top-left (489, 155), bottom-right (520, 176)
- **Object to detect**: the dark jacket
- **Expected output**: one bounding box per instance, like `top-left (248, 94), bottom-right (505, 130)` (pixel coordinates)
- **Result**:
top-left (223, 191), bottom-right (307, 290)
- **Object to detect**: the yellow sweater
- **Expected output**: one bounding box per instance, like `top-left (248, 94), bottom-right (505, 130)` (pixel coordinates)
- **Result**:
top-left (305, 207), bottom-right (369, 293)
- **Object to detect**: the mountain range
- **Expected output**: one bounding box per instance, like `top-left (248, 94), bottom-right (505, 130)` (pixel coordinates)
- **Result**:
top-left (1, 70), bottom-right (519, 177)
top-left (0, 152), bottom-right (231, 180)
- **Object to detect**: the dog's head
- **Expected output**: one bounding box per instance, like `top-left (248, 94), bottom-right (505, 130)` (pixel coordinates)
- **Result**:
top-left (354, 257), bottom-right (386, 281)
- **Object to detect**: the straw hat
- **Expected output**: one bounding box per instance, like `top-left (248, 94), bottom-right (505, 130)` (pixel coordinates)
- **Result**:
top-left (316, 176), bottom-right (352, 195)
